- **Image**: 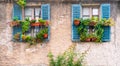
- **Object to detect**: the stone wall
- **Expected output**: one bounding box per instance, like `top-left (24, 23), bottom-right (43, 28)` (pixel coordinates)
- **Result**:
top-left (0, 2), bottom-right (120, 66)
top-left (0, 3), bottom-right (6, 32)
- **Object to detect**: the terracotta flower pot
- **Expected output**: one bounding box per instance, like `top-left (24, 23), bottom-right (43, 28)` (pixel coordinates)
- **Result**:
top-left (31, 22), bottom-right (41, 26)
top-left (9, 21), bottom-right (20, 27)
top-left (85, 38), bottom-right (91, 42)
top-left (74, 20), bottom-right (80, 26)
top-left (89, 22), bottom-right (97, 26)
top-left (36, 39), bottom-right (41, 43)
top-left (43, 34), bottom-right (48, 39)
top-left (91, 37), bottom-right (97, 42)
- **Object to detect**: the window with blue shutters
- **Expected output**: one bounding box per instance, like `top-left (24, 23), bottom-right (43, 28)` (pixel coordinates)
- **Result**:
top-left (12, 3), bottom-right (50, 42)
top-left (71, 4), bottom-right (111, 42)
top-left (23, 4), bottom-right (50, 41)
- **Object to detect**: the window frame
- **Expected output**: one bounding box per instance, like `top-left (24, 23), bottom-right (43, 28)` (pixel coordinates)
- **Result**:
top-left (82, 5), bottom-right (100, 19)
top-left (24, 6), bottom-right (41, 20)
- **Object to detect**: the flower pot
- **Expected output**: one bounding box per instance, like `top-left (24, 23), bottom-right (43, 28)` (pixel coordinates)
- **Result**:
top-left (9, 21), bottom-right (20, 27)
top-left (91, 37), bottom-right (97, 42)
top-left (85, 38), bottom-right (91, 42)
top-left (31, 22), bottom-right (41, 26)
top-left (89, 22), bottom-right (97, 26)
top-left (36, 39), bottom-right (41, 43)
top-left (74, 20), bottom-right (80, 26)
top-left (43, 34), bottom-right (48, 39)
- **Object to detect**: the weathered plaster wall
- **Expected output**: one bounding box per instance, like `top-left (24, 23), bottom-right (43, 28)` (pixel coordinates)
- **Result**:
top-left (0, 3), bottom-right (6, 32)
top-left (0, 2), bottom-right (120, 66)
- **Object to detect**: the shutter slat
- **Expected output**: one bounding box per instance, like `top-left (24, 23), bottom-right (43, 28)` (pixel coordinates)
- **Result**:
top-left (101, 4), bottom-right (111, 42)
top-left (41, 4), bottom-right (50, 41)
top-left (72, 4), bottom-right (81, 41)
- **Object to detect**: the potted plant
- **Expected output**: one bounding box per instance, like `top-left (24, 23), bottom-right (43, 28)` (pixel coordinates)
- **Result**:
top-left (30, 19), bottom-right (41, 26)
top-left (85, 34), bottom-right (92, 42)
top-left (36, 28), bottom-right (48, 42)
top-left (9, 17), bottom-right (20, 27)
top-left (89, 17), bottom-right (98, 26)
top-left (103, 18), bottom-right (115, 26)
top-left (22, 20), bottom-right (30, 34)
top-left (22, 34), bottom-right (27, 41)
top-left (38, 18), bottom-right (46, 25)
top-left (74, 18), bottom-right (80, 26)
top-left (14, 32), bottom-right (20, 41)
top-left (82, 18), bottom-right (91, 26)
top-left (44, 20), bottom-right (49, 27)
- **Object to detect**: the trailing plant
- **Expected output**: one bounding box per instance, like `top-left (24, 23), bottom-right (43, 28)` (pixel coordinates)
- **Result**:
top-left (82, 18), bottom-right (91, 26)
top-left (36, 28), bottom-right (48, 41)
top-left (22, 35), bottom-right (32, 42)
top-left (21, 20), bottom-right (30, 34)
top-left (102, 18), bottom-right (115, 26)
top-left (16, 0), bottom-right (26, 8)
top-left (95, 24), bottom-right (104, 42)
top-left (48, 44), bottom-right (88, 66)
top-left (89, 17), bottom-right (98, 26)
top-left (76, 17), bottom-right (105, 42)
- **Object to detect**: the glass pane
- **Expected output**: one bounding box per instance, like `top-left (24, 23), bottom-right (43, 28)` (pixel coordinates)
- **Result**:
top-left (25, 8), bottom-right (32, 16)
top-left (92, 8), bottom-right (98, 15)
top-left (83, 7), bottom-right (90, 15)
top-left (35, 8), bottom-right (40, 16)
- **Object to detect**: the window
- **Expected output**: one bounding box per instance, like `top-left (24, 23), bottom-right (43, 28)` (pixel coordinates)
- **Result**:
top-left (82, 6), bottom-right (100, 33)
top-left (72, 4), bottom-right (111, 42)
top-left (24, 7), bottom-right (41, 37)
top-left (82, 6), bottom-right (99, 19)
top-left (25, 7), bottom-right (41, 20)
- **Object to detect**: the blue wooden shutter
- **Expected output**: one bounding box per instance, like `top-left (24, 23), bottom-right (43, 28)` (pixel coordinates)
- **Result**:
top-left (12, 3), bottom-right (22, 42)
top-left (41, 4), bottom-right (50, 41)
top-left (101, 4), bottom-right (111, 42)
top-left (72, 4), bottom-right (81, 41)
top-left (13, 3), bottom-right (22, 20)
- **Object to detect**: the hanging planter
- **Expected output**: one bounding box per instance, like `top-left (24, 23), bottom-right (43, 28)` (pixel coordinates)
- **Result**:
top-left (9, 21), bottom-right (20, 27)
top-left (9, 17), bottom-right (21, 27)
top-left (74, 18), bottom-right (80, 26)
top-left (31, 22), bottom-right (42, 26)
top-left (43, 33), bottom-right (48, 39)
